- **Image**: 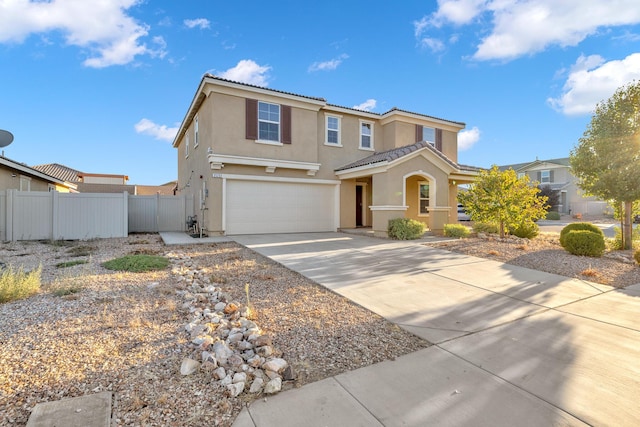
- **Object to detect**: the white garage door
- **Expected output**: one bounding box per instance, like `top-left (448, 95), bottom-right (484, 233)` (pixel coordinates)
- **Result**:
top-left (226, 180), bottom-right (337, 234)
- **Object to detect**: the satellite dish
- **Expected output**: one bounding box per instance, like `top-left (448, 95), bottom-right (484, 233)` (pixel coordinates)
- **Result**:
top-left (0, 129), bottom-right (14, 148)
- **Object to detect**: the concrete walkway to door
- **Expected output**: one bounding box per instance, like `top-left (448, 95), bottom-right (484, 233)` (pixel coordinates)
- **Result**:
top-left (230, 232), bottom-right (640, 427)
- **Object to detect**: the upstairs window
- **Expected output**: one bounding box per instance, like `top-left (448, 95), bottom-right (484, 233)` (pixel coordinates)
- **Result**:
top-left (326, 115), bottom-right (341, 146)
top-left (185, 133), bottom-right (190, 158)
top-left (540, 170), bottom-right (551, 184)
top-left (194, 115), bottom-right (199, 147)
top-left (258, 101), bottom-right (280, 142)
top-left (423, 126), bottom-right (435, 146)
top-left (359, 120), bottom-right (373, 150)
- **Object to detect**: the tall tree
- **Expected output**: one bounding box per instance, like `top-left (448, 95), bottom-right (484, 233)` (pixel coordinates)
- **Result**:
top-left (458, 165), bottom-right (548, 238)
top-left (570, 80), bottom-right (640, 249)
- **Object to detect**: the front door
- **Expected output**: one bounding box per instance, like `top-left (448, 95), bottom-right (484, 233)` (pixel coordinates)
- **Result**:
top-left (356, 185), bottom-right (363, 227)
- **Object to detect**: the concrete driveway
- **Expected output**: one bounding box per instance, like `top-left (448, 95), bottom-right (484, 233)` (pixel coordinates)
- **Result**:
top-left (231, 232), bottom-right (640, 427)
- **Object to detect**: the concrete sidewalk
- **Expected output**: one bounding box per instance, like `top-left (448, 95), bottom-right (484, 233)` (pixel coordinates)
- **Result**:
top-left (231, 232), bottom-right (640, 427)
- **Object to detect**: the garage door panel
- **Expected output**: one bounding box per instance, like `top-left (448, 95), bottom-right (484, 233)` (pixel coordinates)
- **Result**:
top-left (226, 181), bottom-right (336, 234)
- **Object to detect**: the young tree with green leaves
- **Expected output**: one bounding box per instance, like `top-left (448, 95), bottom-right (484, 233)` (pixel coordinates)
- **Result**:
top-left (458, 165), bottom-right (548, 238)
top-left (570, 80), bottom-right (640, 250)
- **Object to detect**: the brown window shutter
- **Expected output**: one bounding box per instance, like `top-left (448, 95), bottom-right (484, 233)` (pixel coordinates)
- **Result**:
top-left (245, 98), bottom-right (258, 140)
top-left (435, 128), bottom-right (443, 151)
top-left (550, 170), bottom-right (555, 183)
top-left (415, 124), bottom-right (423, 143)
top-left (281, 105), bottom-right (292, 144)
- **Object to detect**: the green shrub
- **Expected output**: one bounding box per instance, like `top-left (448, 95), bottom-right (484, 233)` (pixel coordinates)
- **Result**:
top-left (509, 221), bottom-right (539, 239)
top-left (609, 226), bottom-right (640, 250)
top-left (443, 224), bottom-right (471, 238)
top-left (560, 222), bottom-right (604, 248)
top-left (388, 218), bottom-right (426, 240)
top-left (634, 249), bottom-right (640, 265)
top-left (102, 254), bottom-right (169, 272)
top-left (473, 222), bottom-right (499, 234)
top-left (545, 211), bottom-right (561, 220)
top-left (563, 230), bottom-right (605, 257)
top-left (0, 265), bottom-right (42, 303)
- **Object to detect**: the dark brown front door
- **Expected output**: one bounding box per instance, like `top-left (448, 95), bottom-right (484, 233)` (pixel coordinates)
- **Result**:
top-left (356, 185), bottom-right (363, 226)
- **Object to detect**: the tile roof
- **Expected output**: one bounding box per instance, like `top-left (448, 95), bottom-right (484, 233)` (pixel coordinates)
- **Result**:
top-left (336, 141), bottom-right (481, 173)
top-left (32, 163), bottom-right (81, 182)
top-left (204, 74), bottom-right (326, 102)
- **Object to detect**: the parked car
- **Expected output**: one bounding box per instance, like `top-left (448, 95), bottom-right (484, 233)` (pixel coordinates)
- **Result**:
top-left (457, 204), bottom-right (471, 221)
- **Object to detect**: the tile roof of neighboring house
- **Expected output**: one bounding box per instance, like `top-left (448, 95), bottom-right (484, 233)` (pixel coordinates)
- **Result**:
top-left (32, 163), bottom-right (81, 182)
top-left (499, 157), bottom-right (570, 171)
top-left (335, 141), bottom-right (481, 173)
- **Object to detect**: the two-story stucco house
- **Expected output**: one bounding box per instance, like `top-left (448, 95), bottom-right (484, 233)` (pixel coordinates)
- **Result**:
top-left (499, 157), bottom-right (608, 216)
top-left (172, 75), bottom-right (479, 236)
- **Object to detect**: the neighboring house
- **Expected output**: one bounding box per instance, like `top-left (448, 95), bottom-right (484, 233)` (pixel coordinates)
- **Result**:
top-left (172, 75), bottom-right (479, 236)
top-left (0, 156), bottom-right (76, 192)
top-left (33, 163), bottom-right (175, 195)
top-left (498, 158), bottom-right (608, 216)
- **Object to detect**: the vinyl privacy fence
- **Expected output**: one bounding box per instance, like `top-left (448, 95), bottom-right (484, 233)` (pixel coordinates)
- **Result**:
top-left (0, 190), bottom-right (194, 241)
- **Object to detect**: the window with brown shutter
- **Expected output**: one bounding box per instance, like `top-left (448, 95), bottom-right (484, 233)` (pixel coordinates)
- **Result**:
top-left (245, 98), bottom-right (258, 140)
top-left (415, 124), bottom-right (423, 143)
top-left (281, 105), bottom-right (291, 144)
top-left (435, 128), bottom-right (443, 151)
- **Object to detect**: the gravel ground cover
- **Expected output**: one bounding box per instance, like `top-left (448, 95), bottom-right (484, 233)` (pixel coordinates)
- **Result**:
top-left (0, 234), bottom-right (428, 426)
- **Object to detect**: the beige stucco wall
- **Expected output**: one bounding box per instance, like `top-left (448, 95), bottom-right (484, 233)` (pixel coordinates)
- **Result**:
top-left (0, 167), bottom-right (53, 192)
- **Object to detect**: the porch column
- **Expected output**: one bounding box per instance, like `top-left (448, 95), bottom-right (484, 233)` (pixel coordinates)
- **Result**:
top-left (369, 206), bottom-right (408, 238)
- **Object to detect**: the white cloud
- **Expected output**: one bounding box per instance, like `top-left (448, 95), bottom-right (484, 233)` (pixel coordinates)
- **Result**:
top-left (308, 54), bottom-right (349, 72)
top-left (352, 99), bottom-right (377, 112)
top-left (418, 37), bottom-right (445, 52)
top-left (135, 118), bottom-right (178, 142)
top-left (458, 126), bottom-right (480, 151)
top-left (547, 53), bottom-right (640, 116)
top-left (216, 60), bottom-right (271, 86)
top-left (184, 18), bottom-right (210, 30)
top-left (0, 0), bottom-right (165, 68)
top-left (414, 0), bottom-right (640, 61)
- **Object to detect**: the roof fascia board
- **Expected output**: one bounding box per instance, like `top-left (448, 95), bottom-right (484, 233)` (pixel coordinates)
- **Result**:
top-left (335, 162), bottom-right (390, 179)
top-left (204, 78), bottom-right (326, 110)
top-left (380, 110), bottom-right (465, 130)
top-left (322, 105), bottom-right (381, 120)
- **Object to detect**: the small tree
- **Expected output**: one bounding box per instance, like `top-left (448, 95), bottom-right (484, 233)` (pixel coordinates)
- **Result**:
top-left (570, 80), bottom-right (640, 249)
top-left (458, 165), bottom-right (548, 238)
top-left (538, 185), bottom-right (560, 211)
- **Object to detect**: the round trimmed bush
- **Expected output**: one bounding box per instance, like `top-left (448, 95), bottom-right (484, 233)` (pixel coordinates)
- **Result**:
top-left (509, 221), bottom-right (539, 239)
top-left (545, 211), bottom-right (561, 220)
top-left (560, 222), bottom-right (604, 248)
top-left (388, 218), bottom-right (426, 240)
top-left (563, 230), bottom-right (605, 257)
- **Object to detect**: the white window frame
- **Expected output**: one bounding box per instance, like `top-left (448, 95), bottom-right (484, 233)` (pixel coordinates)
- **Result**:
top-left (194, 115), bottom-right (199, 148)
top-left (185, 133), bottom-right (190, 158)
top-left (423, 126), bottom-right (436, 146)
top-left (418, 180), bottom-right (430, 216)
top-left (359, 120), bottom-right (374, 151)
top-left (517, 172), bottom-right (526, 179)
top-left (258, 101), bottom-right (281, 144)
top-left (325, 114), bottom-right (342, 146)
top-left (541, 170), bottom-right (550, 184)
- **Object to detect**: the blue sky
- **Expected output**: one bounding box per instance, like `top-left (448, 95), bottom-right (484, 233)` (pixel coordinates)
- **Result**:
top-left (1, 0), bottom-right (639, 185)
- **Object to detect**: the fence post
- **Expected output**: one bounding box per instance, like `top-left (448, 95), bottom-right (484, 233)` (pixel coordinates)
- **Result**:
top-left (5, 189), bottom-right (13, 242)
top-left (51, 190), bottom-right (59, 241)
top-left (123, 192), bottom-right (129, 237)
